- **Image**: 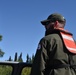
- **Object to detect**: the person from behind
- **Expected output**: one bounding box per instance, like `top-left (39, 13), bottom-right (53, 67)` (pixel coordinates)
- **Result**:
top-left (30, 13), bottom-right (76, 75)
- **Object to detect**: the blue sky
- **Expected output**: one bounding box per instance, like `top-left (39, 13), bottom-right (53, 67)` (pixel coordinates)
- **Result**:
top-left (0, 0), bottom-right (76, 62)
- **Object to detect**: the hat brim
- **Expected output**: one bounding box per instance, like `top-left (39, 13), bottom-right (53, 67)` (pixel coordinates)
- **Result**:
top-left (41, 19), bottom-right (50, 25)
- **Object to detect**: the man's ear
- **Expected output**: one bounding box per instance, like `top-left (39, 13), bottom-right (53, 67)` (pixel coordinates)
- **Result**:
top-left (54, 21), bottom-right (58, 28)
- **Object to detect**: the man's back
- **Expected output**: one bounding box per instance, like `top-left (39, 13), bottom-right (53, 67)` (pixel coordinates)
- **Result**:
top-left (43, 32), bottom-right (76, 75)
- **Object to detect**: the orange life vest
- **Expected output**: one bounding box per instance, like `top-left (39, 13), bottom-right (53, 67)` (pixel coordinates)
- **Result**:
top-left (57, 28), bottom-right (76, 54)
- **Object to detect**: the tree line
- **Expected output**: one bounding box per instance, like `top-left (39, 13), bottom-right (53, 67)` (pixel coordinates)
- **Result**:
top-left (8, 52), bottom-right (35, 63)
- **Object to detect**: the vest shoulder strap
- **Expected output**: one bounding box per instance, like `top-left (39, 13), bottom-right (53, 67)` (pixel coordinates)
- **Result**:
top-left (60, 31), bottom-right (76, 54)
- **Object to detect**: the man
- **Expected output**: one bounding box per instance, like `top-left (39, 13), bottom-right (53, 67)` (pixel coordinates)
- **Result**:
top-left (30, 13), bottom-right (76, 75)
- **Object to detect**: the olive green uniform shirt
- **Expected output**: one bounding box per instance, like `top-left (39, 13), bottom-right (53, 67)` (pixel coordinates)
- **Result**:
top-left (30, 30), bottom-right (76, 75)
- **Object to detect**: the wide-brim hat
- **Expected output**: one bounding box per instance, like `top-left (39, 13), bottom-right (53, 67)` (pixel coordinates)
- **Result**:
top-left (41, 13), bottom-right (66, 25)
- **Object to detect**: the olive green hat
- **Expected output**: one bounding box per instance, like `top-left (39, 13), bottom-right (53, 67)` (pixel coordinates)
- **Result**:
top-left (41, 13), bottom-right (66, 25)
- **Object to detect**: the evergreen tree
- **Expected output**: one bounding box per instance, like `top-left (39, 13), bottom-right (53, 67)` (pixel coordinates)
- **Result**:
top-left (8, 56), bottom-right (12, 61)
top-left (14, 52), bottom-right (18, 61)
top-left (26, 54), bottom-right (31, 63)
top-left (18, 52), bottom-right (23, 62)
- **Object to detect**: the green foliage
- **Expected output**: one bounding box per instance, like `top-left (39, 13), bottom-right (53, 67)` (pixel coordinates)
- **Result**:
top-left (0, 49), bottom-right (5, 57)
top-left (0, 65), bottom-right (12, 75)
top-left (0, 65), bottom-right (31, 75)
top-left (21, 67), bottom-right (31, 75)
top-left (18, 52), bottom-right (23, 62)
top-left (0, 35), bottom-right (5, 57)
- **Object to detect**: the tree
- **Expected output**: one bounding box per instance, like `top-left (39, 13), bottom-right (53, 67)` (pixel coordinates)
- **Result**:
top-left (0, 35), bottom-right (5, 57)
top-left (26, 54), bottom-right (31, 63)
top-left (14, 52), bottom-right (18, 61)
top-left (18, 52), bottom-right (23, 62)
top-left (0, 49), bottom-right (4, 57)
top-left (8, 56), bottom-right (12, 61)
